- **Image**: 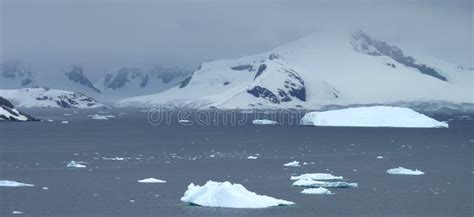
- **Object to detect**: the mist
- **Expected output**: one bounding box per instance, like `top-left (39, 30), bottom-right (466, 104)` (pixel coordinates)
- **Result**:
top-left (1, 0), bottom-right (472, 76)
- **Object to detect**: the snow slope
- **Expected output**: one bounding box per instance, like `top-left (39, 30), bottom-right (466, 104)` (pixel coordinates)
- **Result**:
top-left (300, 106), bottom-right (447, 128)
top-left (118, 30), bottom-right (473, 109)
top-left (0, 97), bottom-right (37, 121)
top-left (0, 88), bottom-right (104, 108)
top-left (180, 181), bottom-right (294, 208)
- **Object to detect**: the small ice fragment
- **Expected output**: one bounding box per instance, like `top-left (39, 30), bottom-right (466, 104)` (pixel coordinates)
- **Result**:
top-left (42, 187), bottom-right (48, 190)
top-left (130, 200), bottom-right (135, 203)
top-left (0, 180), bottom-right (34, 187)
top-left (91, 114), bottom-right (108, 120)
top-left (178, 119), bottom-right (191, 123)
top-left (137, 178), bottom-right (166, 183)
top-left (377, 156), bottom-right (384, 159)
top-left (386, 167), bottom-right (424, 175)
top-left (66, 161), bottom-right (86, 168)
top-left (61, 120), bottom-right (69, 124)
top-left (301, 187), bottom-right (333, 195)
top-left (252, 119), bottom-right (278, 125)
top-left (180, 181), bottom-right (294, 208)
top-left (290, 173), bottom-right (343, 180)
top-left (247, 156), bottom-right (258, 159)
top-left (12, 211), bottom-right (23, 214)
top-left (283, 161), bottom-right (300, 167)
top-left (292, 179), bottom-right (358, 188)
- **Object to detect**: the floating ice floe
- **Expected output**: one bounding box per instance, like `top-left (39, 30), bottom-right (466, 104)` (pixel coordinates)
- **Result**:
top-left (252, 119), bottom-right (278, 125)
top-left (293, 179), bottom-right (358, 188)
top-left (386, 167), bottom-right (424, 175)
top-left (178, 119), bottom-right (191, 123)
top-left (301, 187), bottom-right (333, 195)
top-left (61, 120), bottom-right (69, 124)
top-left (300, 106), bottom-right (448, 128)
top-left (283, 161), bottom-right (300, 167)
top-left (102, 157), bottom-right (125, 161)
top-left (0, 180), bottom-right (34, 187)
top-left (66, 161), bottom-right (86, 168)
top-left (12, 211), bottom-right (23, 214)
top-left (138, 178), bottom-right (166, 183)
top-left (247, 156), bottom-right (258, 159)
top-left (377, 156), bottom-right (384, 159)
top-left (91, 114), bottom-right (108, 120)
top-left (180, 181), bottom-right (294, 208)
top-left (290, 173), bottom-right (343, 181)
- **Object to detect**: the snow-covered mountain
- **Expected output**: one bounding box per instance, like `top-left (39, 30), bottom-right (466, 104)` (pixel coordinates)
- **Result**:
top-left (118, 31), bottom-right (473, 109)
top-left (0, 97), bottom-right (37, 121)
top-left (0, 63), bottom-right (190, 102)
top-left (0, 87), bottom-right (104, 108)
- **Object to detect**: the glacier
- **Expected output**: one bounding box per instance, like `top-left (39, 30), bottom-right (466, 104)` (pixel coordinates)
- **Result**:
top-left (117, 30), bottom-right (473, 109)
top-left (300, 106), bottom-right (448, 128)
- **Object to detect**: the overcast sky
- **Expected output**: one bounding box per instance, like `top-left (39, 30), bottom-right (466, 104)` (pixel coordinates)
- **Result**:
top-left (1, 0), bottom-right (472, 74)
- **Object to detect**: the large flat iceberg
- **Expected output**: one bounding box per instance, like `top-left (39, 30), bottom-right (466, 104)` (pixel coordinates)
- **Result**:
top-left (290, 173), bottom-right (343, 181)
top-left (292, 179), bottom-right (358, 188)
top-left (300, 106), bottom-right (448, 128)
top-left (180, 181), bottom-right (294, 208)
top-left (386, 167), bottom-right (424, 175)
top-left (0, 180), bottom-right (34, 187)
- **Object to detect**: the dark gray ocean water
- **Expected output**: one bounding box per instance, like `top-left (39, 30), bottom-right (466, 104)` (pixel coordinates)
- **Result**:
top-left (0, 109), bottom-right (473, 217)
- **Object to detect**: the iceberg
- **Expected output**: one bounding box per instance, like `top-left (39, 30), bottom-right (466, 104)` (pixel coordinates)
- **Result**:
top-left (0, 180), bottom-right (34, 187)
top-left (290, 173), bottom-right (343, 181)
top-left (252, 119), bottom-right (278, 125)
top-left (301, 187), bottom-right (333, 195)
top-left (292, 179), bottom-right (358, 188)
top-left (66, 161), bottom-right (86, 168)
top-left (283, 161), bottom-right (300, 167)
top-left (91, 114), bottom-right (108, 120)
top-left (386, 167), bottom-right (424, 175)
top-left (300, 106), bottom-right (448, 128)
top-left (247, 156), bottom-right (258, 159)
top-left (12, 211), bottom-right (23, 214)
top-left (137, 178), bottom-right (166, 183)
top-left (180, 181), bottom-right (294, 208)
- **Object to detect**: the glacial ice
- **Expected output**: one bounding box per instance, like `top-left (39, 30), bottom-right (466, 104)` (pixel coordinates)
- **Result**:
top-left (386, 167), bottom-right (424, 175)
top-left (180, 180), bottom-right (294, 208)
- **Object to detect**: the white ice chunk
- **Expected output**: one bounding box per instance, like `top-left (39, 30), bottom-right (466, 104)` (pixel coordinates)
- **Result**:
top-left (12, 211), bottom-right (23, 214)
top-left (180, 181), bottom-right (294, 208)
top-left (283, 161), bottom-right (300, 167)
top-left (252, 119), bottom-right (278, 125)
top-left (386, 167), bottom-right (424, 175)
top-left (301, 187), bottom-right (333, 195)
top-left (377, 156), bottom-right (384, 159)
top-left (61, 120), bottom-right (69, 124)
top-left (179, 119), bottom-right (191, 123)
top-left (247, 156), bottom-right (258, 159)
top-left (137, 178), bottom-right (166, 183)
top-left (300, 106), bottom-right (448, 128)
top-left (292, 179), bottom-right (358, 188)
top-left (66, 161), bottom-right (86, 168)
top-left (91, 114), bottom-right (108, 120)
top-left (0, 180), bottom-right (34, 187)
top-left (290, 173), bottom-right (343, 180)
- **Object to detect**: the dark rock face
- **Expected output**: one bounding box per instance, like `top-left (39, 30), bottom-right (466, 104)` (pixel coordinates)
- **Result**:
top-left (231, 65), bottom-right (254, 71)
top-left (247, 67), bottom-right (306, 104)
top-left (65, 67), bottom-right (101, 93)
top-left (247, 86), bottom-right (280, 104)
top-left (254, 64), bottom-right (267, 80)
top-left (0, 97), bottom-right (38, 121)
top-left (352, 31), bottom-right (447, 81)
top-left (178, 75), bottom-right (193, 88)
